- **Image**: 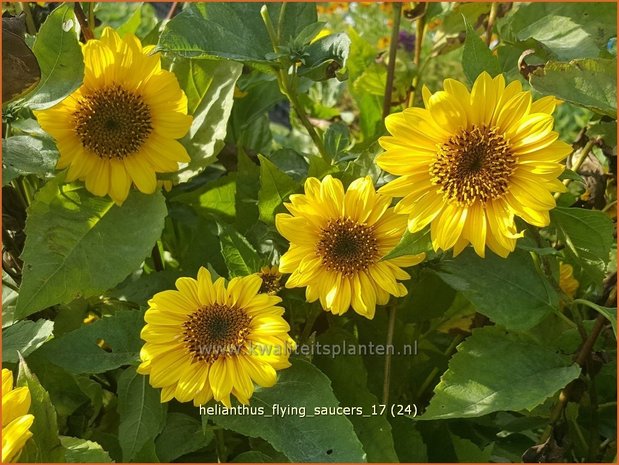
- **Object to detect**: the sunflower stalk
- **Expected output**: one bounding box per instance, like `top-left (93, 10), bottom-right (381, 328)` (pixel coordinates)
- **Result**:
top-left (382, 301), bottom-right (398, 404)
top-left (408, 6), bottom-right (427, 107)
top-left (260, 5), bottom-right (330, 162)
top-left (555, 138), bottom-right (597, 199)
top-left (74, 2), bottom-right (94, 41)
top-left (382, 2), bottom-right (403, 118)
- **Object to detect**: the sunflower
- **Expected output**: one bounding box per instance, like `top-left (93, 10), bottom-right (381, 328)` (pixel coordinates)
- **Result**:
top-left (34, 27), bottom-right (192, 205)
top-left (559, 262), bottom-right (579, 298)
top-left (256, 266), bottom-right (283, 295)
top-left (2, 369), bottom-right (34, 463)
top-left (137, 268), bottom-right (295, 407)
top-left (276, 175), bottom-right (425, 319)
top-left (377, 72), bottom-right (570, 258)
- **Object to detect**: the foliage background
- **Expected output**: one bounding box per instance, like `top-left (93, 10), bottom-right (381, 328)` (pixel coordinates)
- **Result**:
top-left (2, 1), bottom-right (617, 463)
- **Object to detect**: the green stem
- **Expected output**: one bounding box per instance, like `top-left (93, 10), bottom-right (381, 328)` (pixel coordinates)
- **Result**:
top-left (214, 428), bottom-right (227, 463)
top-left (555, 139), bottom-right (596, 199)
top-left (2, 279), bottom-right (19, 292)
top-left (382, 301), bottom-right (398, 404)
top-left (300, 306), bottom-right (321, 343)
top-left (485, 2), bottom-right (499, 46)
top-left (260, 4), bottom-right (329, 162)
top-left (408, 9), bottom-right (427, 107)
top-left (151, 241), bottom-right (165, 272)
top-left (19, 2), bottom-right (37, 35)
top-left (415, 333), bottom-right (464, 400)
top-left (382, 2), bottom-right (403, 118)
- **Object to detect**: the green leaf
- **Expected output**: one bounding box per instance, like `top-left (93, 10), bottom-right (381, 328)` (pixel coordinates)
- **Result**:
top-left (211, 359), bottom-right (366, 462)
top-left (24, 3), bottom-right (84, 110)
top-left (60, 436), bottom-right (112, 463)
top-left (588, 120), bottom-right (617, 148)
top-left (172, 173), bottom-right (237, 222)
top-left (314, 327), bottom-right (399, 462)
top-left (258, 154), bottom-right (297, 225)
top-left (2, 319), bottom-right (54, 363)
top-left (16, 179), bottom-right (167, 319)
top-left (231, 451), bottom-right (274, 462)
top-left (164, 58), bottom-right (242, 184)
top-left (529, 59), bottom-right (617, 118)
top-left (324, 122), bottom-right (351, 160)
top-left (421, 327), bottom-right (581, 420)
top-left (235, 151), bottom-right (261, 233)
top-left (37, 310), bottom-right (144, 374)
top-left (117, 366), bottom-right (167, 462)
top-left (155, 413), bottom-right (214, 462)
top-left (218, 223), bottom-right (261, 278)
top-left (551, 207), bottom-right (614, 281)
top-left (158, 3), bottom-right (316, 69)
top-left (450, 434), bottom-right (494, 462)
top-left (383, 227), bottom-right (432, 260)
top-left (16, 356), bottom-right (66, 462)
top-left (500, 3), bottom-right (616, 61)
top-left (2, 136), bottom-right (58, 186)
top-left (390, 417), bottom-right (428, 462)
top-left (298, 33), bottom-right (351, 81)
top-left (434, 248), bottom-right (559, 331)
top-left (461, 19), bottom-right (501, 84)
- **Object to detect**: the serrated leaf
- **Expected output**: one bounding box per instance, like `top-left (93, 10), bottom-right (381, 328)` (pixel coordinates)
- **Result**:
top-left (461, 19), bottom-right (501, 84)
top-left (16, 356), bottom-right (65, 462)
top-left (529, 58), bottom-right (617, 118)
top-left (117, 367), bottom-right (167, 462)
top-left (2, 135), bottom-right (58, 186)
top-left (37, 310), bottom-right (144, 374)
top-left (2, 319), bottom-right (54, 363)
top-left (421, 327), bottom-right (581, 420)
top-left (165, 58), bottom-right (242, 184)
top-left (218, 223), bottom-right (261, 278)
top-left (211, 359), bottom-right (366, 462)
top-left (155, 413), bottom-right (214, 462)
top-left (551, 207), bottom-right (615, 282)
top-left (24, 3), bottom-right (84, 110)
top-left (16, 178), bottom-right (167, 319)
top-left (258, 154), bottom-right (297, 225)
top-left (324, 122), bottom-right (351, 160)
top-left (60, 436), bottom-right (112, 463)
top-left (434, 248), bottom-right (559, 330)
top-left (158, 3), bottom-right (316, 69)
top-left (298, 32), bottom-right (351, 81)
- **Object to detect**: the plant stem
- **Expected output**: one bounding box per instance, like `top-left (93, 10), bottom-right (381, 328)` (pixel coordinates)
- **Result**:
top-left (164, 2), bottom-right (179, 21)
top-left (540, 313), bottom-right (607, 443)
top-left (151, 241), bottom-right (164, 272)
top-left (214, 428), bottom-right (227, 463)
top-left (485, 2), bottom-right (499, 46)
top-left (74, 2), bottom-right (94, 41)
top-left (382, 301), bottom-right (398, 405)
top-left (382, 2), bottom-right (403, 118)
top-left (2, 279), bottom-right (19, 293)
top-left (260, 4), bottom-right (329, 162)
top-left (408, 9), bottom-right (427, 107)
top-left (555, 139), bottom-right (596, 199)
top-left (87, 2), bottom-right (96, 30)
top-left (415, 333), bottom-right (464, 400)
top-left (19, 2), bottom-right (37, 35)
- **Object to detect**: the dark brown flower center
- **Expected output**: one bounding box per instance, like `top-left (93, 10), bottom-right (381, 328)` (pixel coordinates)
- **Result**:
top-left (316, 217), bottom-right (379, 277)
top-left (259, 270), bottom-right (282, 295)
top-left (73, 85), bottom-right (152, 160)
top-left (430, 125), bottom-right (516, 205)
top-left (182, 304), bottom-right (251, 363)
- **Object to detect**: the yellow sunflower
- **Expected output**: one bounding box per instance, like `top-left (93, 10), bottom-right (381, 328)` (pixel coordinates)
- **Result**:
top-left (559, 262), bottom-right (579, 298)
top-left (256, 266), bottom-right (283, 295)
top-left (137, 268), bottom-right (295, 407)
top-left (34, 27), bottom-right (192, 205)
top-left (2, 369), bottom-right (34, 463)
top-left (276, 175), bottom-right (425, 319)
top-left (377, 72), bottom-right (570, 258)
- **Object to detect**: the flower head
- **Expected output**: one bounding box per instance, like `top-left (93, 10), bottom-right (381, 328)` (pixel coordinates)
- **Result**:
top-left (2, 369), bottom-right (34, 463)
top-left (276, 175), bottom-right (425, 319)
top-left (377, 72), bottom-right (570, 258)
top-left (35, 27), bottom-right (192, 205)
top-left (257, 266), bottom-right (283, 295)
top-left (137, 268), bottom-right (294, 407)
